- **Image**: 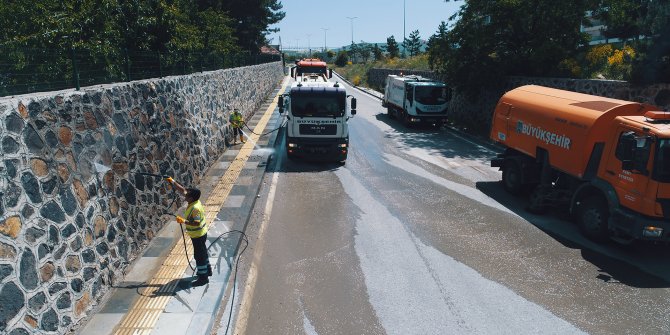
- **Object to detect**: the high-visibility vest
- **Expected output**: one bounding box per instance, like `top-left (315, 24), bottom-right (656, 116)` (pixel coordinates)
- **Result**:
top-left (229, 112), bottom-right (243, 128)
top-left (183, 200), bottom-right (207, 238)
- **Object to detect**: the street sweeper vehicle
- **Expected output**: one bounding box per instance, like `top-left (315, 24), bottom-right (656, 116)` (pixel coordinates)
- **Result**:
top-left (278, 73), bottom-right (356, 162)
top-left (490, 85), bottom-right (670, 243)
top-left (382, 74), bottom-right (451, 126)
top-left (291, 58), bottom-right (333, 81)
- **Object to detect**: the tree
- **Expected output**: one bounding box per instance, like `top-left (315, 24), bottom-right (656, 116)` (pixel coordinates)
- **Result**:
top-left (434, 0), bottom-right (594, 93)
top-left (630, 0), bottom-right (670, 83)
top-left (427, 22), bottom-right (450, 71)
top-left (591, 0), bottom-right (645, 43)
top-left (357, 43), bottom-right (372, 63)
top-left (334, 50), bottom-right (349, 67)
top-left (373, 43), bottom-right (384, 61)
top-left (404, 30), bottom-right (422, 57)
top-left (386, 35), bottom-right (400, 58)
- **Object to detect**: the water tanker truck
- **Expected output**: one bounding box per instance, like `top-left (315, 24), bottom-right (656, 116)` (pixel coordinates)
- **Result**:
top-left (382, 74), bottom-right (451, 126)
top-left (490, 85), bottom-right (670, 243)
top-left (291, 58), bottom-right (332, 81)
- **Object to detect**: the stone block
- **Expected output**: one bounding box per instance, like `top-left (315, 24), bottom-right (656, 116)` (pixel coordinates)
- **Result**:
top-left (22, 124), bottom-right (44, 154)
top-left (17, 102), bottom-right (28, 118)
top-left (40, 262), bottom-right (55, 283)
top-left (0, 216), bottom-right (22, 239)
top-left (40, 201), bottom-right (65, 224)
top-left (24, 315), bottom-right (37, 329)
top-left (0, 264), bottom-right (13, 282)
top-left (40, 308), bottom-right (58, 332)
top-left (59, 127), bottom-right (72, 146)
top-left (57, 163), bottom-right (70, 183)
top-left (5, 113), bottom-right (24, 133)
top-left (74, 292), bottom-right (90, 317)
top-left (65, 255), bottom-right (81, 273)
top-left (21, 172), bottom-right (42, 204)
top-left (0, 281), bottom-right (24, 331)
top-left (19, 248), bottom-right (38, 290)
top-left (73, 179), bottom-right (89, 208)
top-left (94, 216), bottom-right (106, 238)
top-left (28, 291), bottom-right (46, 313)
top-left (0, 241), bottom-right (17, 260)
top-left (2, 136), bottom-right (20, 154)
top-left (30, 159), bottom-right (48, 178)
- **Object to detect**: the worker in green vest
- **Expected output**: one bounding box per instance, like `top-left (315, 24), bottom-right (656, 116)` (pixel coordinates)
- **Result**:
top-left (229, 109), bottom-right (245, 144)
top-left (167, 177), bottom-right (212, 286)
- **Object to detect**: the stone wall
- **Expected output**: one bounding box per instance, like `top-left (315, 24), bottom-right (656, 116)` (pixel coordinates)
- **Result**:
top-left (0, 62), bottom-right (284, 334)
top-left (367, 68), bottom-right (670, 136)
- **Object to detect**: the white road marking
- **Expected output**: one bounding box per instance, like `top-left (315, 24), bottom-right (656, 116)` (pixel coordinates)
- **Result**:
top-left (334, 167), bottom-right (585, 335)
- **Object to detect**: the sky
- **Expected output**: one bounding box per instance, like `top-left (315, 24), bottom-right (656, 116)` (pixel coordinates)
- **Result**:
top-left (268, 0), bottom-right (464, 51)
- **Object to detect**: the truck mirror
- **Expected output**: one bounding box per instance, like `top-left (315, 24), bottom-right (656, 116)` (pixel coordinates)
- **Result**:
top-left (351, 98), bottom-right (357, 110)
top-left (328, 68), bottom-right (333, 79)
top-left (290, 67), bottom-right (295, 78)
top-left (278, 96), bottom-right (284, 114)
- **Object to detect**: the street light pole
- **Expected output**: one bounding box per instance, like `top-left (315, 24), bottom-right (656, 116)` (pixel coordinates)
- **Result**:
top-left (321, 28), bottom-right (329, 52)
top-left (403, 0), bottom-right (406, 44)
top-left (307, 34), bottom-right (312, 55)
top-left (346, 16), bottom-right (358, 46)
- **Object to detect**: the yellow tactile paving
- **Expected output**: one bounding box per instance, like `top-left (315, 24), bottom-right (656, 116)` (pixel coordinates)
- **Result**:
top-left (113, 77), bottom-right (289, 334)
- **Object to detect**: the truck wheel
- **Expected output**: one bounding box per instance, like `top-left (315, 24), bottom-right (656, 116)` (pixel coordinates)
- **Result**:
top-left (502, 160), bottom-right (523, 195)
top-left (387, 107), bottom-right (395, 119)
top-left (526, 185), bottom-right (548, 214)
top-left (578, 196), bottom-right (609, 242)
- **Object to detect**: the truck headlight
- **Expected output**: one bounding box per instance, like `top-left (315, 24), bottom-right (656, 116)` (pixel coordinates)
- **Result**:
top-left (410, 117), bottom-right (421, 122)
top-left (338, 143), bottom-right (348, 148)
top-left (288, 143), bottom-right (298, 148)
top-left (642, 226), bottom-right (663, 238)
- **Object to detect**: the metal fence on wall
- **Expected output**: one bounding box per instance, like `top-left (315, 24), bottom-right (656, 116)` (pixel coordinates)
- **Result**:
top-left (0, 48), bottom-right (281, 97)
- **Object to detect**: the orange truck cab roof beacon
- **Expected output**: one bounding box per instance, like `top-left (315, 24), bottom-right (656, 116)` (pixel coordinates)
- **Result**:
top-left (490, 85), bottom-right (670, 243)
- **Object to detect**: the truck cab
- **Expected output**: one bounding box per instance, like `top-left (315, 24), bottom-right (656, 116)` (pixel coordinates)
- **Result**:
top-left (278, 76), bottom-right (356, 162)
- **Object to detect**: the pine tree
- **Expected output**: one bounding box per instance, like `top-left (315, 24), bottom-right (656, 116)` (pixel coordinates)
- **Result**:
top-left (386, 35), bottom-right (400, 58)
top-left (404, 30), bottom-right (422, 57)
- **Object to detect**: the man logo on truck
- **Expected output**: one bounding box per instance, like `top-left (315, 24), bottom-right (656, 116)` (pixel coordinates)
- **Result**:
top-left (516, 120), bottom-right (571, 149)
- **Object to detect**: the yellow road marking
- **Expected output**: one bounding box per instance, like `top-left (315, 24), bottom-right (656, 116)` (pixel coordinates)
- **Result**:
top-left (113, 77), bottom-right (290, 334)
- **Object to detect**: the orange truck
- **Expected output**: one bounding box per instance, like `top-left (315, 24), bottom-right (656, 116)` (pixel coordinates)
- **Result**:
top-left (490, 85), bottom-right (670, 243)
top-left (290, 58), bottom-right (332, 80)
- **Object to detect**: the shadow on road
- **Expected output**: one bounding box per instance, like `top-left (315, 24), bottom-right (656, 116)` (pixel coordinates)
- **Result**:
top-left (476, 180), bottom-right (670, 288)
top-left (373, 113), bottom-right (498, 162)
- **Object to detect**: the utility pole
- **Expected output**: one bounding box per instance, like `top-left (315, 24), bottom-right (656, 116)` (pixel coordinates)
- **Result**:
top-left (321, 28), bottom-right (329, 52)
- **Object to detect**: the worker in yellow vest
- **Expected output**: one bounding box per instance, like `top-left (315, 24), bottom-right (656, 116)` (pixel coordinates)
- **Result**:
top-left (229, 109), bottom-right (245, 144)
top-left (167, 177), bottom-right (212, 286)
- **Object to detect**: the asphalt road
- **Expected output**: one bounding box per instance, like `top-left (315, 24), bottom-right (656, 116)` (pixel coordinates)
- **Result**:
top-left (220, 77), bottom-right (670, 335)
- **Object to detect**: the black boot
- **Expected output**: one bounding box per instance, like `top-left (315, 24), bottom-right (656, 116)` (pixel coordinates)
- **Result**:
top-left (192, 275), bottom-right (209, 287)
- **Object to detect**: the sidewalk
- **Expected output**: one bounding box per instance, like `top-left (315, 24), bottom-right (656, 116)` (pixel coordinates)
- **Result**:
top-left (79, 78), bottom-right (289, 335)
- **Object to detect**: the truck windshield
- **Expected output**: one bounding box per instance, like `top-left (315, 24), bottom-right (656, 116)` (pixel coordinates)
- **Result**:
top-left (292, 96), bottom-right (345, 117)
top-left (653, 139), bottom-right (670, 182)
top-left (414, 86), bottom-right (451, 105)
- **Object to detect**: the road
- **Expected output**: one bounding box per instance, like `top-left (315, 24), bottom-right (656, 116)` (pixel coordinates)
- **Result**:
top-left (217, 77), bottom-right (670, 335)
